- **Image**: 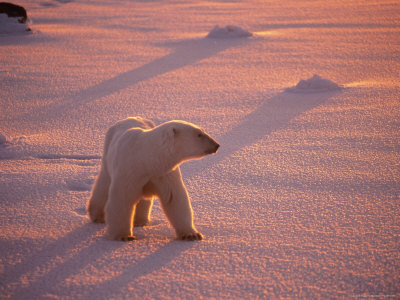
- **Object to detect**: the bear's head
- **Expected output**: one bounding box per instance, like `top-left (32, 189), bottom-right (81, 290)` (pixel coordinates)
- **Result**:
top-left (161, 120), bottom-right (219, 164)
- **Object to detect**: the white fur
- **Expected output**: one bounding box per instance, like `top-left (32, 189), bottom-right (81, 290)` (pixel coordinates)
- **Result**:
top-left (87, 117), bottom-right (219, 241)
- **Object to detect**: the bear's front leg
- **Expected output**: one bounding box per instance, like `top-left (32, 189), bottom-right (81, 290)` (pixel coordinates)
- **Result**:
top-left (105, 182), bottom-right (141, 241)
top-left (153, 168), bottom-right (203, 241)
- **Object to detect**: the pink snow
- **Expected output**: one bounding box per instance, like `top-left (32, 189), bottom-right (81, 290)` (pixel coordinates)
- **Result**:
top-left (1, 0), bottom-right (399, 299)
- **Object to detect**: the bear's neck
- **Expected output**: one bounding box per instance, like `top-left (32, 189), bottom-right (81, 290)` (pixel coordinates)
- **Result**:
top-left (144, 130), bottom-right (183, 176)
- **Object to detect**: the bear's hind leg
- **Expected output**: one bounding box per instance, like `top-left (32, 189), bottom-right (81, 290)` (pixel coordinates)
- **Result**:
top-left (105, 182), bottom-right (142, 241)
top-left (87, 165), bottom-right (111, 223)
top-left (134, 198), bottom-right (153, 227)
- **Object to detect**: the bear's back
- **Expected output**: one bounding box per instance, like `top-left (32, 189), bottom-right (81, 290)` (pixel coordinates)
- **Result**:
top-left (104, 117), bottom-right (155, 155)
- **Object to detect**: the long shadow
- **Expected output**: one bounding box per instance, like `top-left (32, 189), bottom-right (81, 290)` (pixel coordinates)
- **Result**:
top-left (4, 225), bottom-right (193, 299)
top-left (2, 222), bottom-right (105, 299)
top-left (183, 89), bottom-right (342, 178)
top-left (70, 38), bottom-right (242, 105)
top-left (11, 240), bottom-right (123, 300)
top-left (81, 240), bottom-right (194, 300)
top-left (25, 37), bottom-right (246, 122)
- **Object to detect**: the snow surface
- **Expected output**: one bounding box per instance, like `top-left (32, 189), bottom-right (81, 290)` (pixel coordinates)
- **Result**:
top-left (1, 0), bottom-right (400, 299)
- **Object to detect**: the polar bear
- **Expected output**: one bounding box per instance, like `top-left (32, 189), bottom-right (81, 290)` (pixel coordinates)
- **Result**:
top-left (87, 117), bottom-right (219, 241)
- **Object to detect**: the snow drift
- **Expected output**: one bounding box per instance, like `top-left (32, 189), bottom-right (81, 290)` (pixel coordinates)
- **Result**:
top-left (0, 14), bottom-right (31, 34)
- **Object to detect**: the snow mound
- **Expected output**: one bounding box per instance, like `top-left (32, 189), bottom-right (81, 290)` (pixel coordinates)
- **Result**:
top-left (0, 135), bottom-right (21, 159)
top-left (286, 74), bottom-right (342, 93)
top-left (0, 135), bottom-right (32, 159)
top-left (207, 25), bottom-right (252, 39)
top-left (0, 14), bottom-right (31, 34)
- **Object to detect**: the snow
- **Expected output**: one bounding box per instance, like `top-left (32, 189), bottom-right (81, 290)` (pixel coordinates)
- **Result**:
top-left (207, 25), bottom-right (252, 38)
top-left (1, 0), bottom-right (400, 299)
top-left (286, 74), bottom-right (342, 93)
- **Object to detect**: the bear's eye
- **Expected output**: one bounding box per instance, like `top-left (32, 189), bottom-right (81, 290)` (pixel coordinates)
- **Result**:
top-left (198, 133), bottom-right (203, 138)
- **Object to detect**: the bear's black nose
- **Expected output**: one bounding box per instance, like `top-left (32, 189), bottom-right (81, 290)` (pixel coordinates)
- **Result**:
top-left (205, 143), bottom-right (220, 155)
top-left (211, 143), bottom-right (220, 153)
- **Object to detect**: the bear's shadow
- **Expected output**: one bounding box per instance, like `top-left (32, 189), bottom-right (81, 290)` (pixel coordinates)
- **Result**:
top-left (86, 240), bottom-right (195, 299)
top-left (6, 222), bottom-right (194, 299)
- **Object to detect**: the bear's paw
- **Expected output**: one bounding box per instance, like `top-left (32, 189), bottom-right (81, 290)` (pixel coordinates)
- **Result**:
top-left (178, 232), bottom-right (204, 241)
top-left (118, 235), bottom-right (137, 242)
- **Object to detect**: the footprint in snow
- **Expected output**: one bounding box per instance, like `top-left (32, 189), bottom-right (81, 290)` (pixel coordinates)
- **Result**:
top-left (66, 178), bottom-right (93, 192)
top-left (73, 207), bottom-right (88, 218)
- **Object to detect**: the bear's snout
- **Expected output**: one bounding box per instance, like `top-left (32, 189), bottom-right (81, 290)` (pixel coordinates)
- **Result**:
top-left (206, 141), bottom-right (219, 154)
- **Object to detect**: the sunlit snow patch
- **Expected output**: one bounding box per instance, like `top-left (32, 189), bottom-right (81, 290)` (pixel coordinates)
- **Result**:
top-left (207, 25), bottom-right (252, 38)
top-left (0, 14), bottom-right (31, 34)
top-left (286, 74), bottom-right (342, 93)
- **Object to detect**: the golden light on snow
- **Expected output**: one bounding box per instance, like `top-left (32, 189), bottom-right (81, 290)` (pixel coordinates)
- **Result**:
top-left (253, 30), bottom-right (281, 37)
